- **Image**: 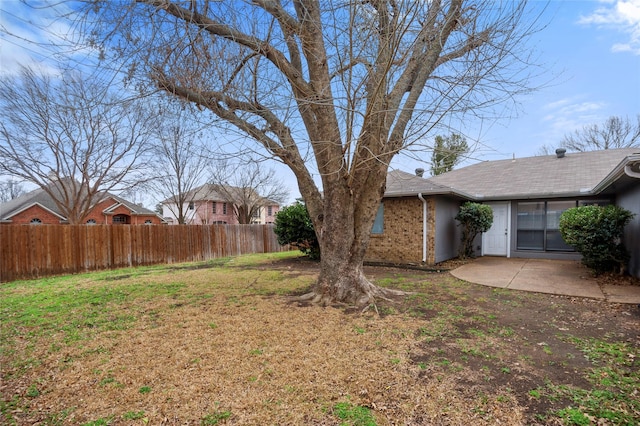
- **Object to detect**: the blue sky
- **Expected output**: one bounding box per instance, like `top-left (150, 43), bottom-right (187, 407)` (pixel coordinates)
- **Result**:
top-left (475, 0), bottom-right (640, 160)
top-left (1, 1), bottom-right (639, 203)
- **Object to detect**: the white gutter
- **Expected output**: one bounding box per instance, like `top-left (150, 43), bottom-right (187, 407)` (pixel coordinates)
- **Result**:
top-left (625, 161), bottom-right (640, 178)
top-left (417, 193), bottom-right (427, 263)
top-left (592, 154), bottom-right (640, 193)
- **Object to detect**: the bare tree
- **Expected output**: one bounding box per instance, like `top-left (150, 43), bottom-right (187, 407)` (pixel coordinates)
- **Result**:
top-left (562, 115), bottom-right (640, 152)
top-left (147, 102), bottom-right (210, 224)
top-left (0, 66), bottom-right (154, 224)
top-left (0, 178), bottom-right (26, 203)
top-left (84, 1), bottom-right (543, 305)
top-left (209, 160), bottom-right (289, 224)
top-left (430, 134), bottom-right (470, 176)
top-left (535, 144), bottom-right (554, 156)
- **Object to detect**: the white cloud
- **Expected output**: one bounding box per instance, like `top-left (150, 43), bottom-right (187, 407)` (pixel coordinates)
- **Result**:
top-left (578, 0), bottom-right (640, 55)
top-left (0, 2), bottom-right (77, 76)
top-left (540, 97), bottom-right (608, 142)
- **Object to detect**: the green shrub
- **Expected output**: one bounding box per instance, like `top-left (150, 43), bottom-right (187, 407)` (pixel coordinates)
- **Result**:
top-left (273, 201), bottom-right (320, 259)
top-left (455, 202), bottom-right (493, 258)
top-left (559, 205), bottom-right (634, 274)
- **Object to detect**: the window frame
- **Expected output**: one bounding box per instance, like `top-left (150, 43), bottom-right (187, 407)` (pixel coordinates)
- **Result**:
top-left (371, 203), bottom-right (384, 234)
top-left (515, 198), bottom-right (611, 253)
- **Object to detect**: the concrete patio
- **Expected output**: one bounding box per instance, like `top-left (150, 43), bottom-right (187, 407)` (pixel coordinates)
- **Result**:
top-left (451, 257), bottom-right (640, 304)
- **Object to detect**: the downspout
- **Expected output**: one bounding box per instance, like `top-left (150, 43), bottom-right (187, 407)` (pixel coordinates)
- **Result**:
top-left (417, 193), bottom-right (428, 263)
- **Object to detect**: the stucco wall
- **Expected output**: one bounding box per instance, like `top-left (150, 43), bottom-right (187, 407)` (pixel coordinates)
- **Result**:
top-left (617, 184), bottom-right (640, 278)
top-left (434, 197), bottom-right (462, 263)
top-left (366, 197), bottom-right (437, 265)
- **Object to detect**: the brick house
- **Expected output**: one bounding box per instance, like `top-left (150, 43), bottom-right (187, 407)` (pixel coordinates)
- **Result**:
top-left (161, 183), bottom-right (280, 225)
top-left (367, 148), bottom-right (640, 278)
top-left (0, 179), bottom-right (163, 225)
top-left (366, 170), bottom-right (467, 265)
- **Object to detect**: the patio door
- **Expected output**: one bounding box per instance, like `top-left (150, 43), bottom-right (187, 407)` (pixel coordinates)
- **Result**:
top-left (483, 202), bottom-right (509, 256)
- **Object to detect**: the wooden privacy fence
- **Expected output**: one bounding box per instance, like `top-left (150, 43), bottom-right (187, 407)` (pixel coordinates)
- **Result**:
top-left (0, 224), bottom-right (288, 282)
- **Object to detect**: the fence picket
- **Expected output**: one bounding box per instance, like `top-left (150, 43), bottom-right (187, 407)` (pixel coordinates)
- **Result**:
top-left (0, 224), bottom-right (287, 282)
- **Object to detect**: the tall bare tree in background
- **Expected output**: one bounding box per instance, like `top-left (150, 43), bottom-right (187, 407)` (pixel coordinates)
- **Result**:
top-left (0, 179), bottom-right (26, 203)
top-left (147, 102), bottom-right (210, 224)
top-left (538, 114), bottom-right (640, 155)
top-left (84, 0), bottom-right (543, 305)
top-left (0, 66), bottom-right (154, 224)
top-left (562, 115), bottom-right (640, 152)
top-left (209, 160), bottom-right (289, 224)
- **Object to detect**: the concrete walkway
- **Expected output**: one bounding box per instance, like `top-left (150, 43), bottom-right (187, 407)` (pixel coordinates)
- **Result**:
top-left (451, 257), bottom-right (640, 304)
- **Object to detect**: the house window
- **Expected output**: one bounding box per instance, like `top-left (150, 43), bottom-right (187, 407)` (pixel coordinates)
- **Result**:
top-left (86, 219), bottom-right (97, 225)
top-left (371, 203), bottom-right (384, 234)
top-left (212, 202), bottom-right (216, 214)
top-left (30, 218), bottom-right (42, 225)
top-left (546, 201), bottom-right (575, 251)
top-left (223, 202), bottom-right (227, 215)
top-left (112, 214), bottom-right (129, 224)
top-left (516, 201), bottom-right (575, 251)
top-left (144, 219), bottom-right (153, 224)
top-left (267, 206), bottom-right (273, 216)
top-left (188, 202), bottom-right (194, 210)
top-left (579, 200), bottom-right (611, 207)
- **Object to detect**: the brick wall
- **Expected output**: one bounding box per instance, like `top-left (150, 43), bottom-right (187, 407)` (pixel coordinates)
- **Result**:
top-left (366, 197), bottom-right (437, 265)
top-left (193, 201), bottom-right (238, 224)
top-left (5, 199), bottom-right (162, 225)
top-left (6, 204), bottom-right (64, 225)
top-left (84, 199), bottom-right (162, 225)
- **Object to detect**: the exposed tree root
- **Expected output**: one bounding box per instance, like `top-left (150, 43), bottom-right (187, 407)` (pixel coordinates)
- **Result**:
top-left (290, 285), bottom-right (411, 309)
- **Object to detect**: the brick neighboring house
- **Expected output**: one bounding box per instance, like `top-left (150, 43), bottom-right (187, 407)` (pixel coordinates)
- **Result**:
top-left (161, 183), bottom-right (280, 225)
top-left (367, 148), bottom-right (640, 278)
top-left (0, 179), bottom-right (163, 225)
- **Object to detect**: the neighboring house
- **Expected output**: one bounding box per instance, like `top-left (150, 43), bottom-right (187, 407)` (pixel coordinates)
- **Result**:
top-left (161, 184), bottom-right (280, 225)
top-left (367, 148), bottom-right (640, 278)
top-left (0, 180), bottom-right (164, 225)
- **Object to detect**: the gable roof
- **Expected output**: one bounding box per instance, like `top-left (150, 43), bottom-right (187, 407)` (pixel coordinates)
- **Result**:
top-left (421, 148), bottom-right (640, 200)
top-left (0, 179), bottom-right (159, 222)
top-left (0, 185), bottom-right (69, 222)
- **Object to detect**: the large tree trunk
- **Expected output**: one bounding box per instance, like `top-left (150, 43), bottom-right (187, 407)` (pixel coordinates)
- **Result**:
top-left (312, 247), bottom-right (389, 307)
top-left (300, 166), bottom-right (402, 307)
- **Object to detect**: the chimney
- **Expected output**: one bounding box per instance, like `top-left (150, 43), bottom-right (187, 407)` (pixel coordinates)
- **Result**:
top-left (555, 148), bottom-right (566, 158)
top-left (415, 168), bottom-right (425, 177)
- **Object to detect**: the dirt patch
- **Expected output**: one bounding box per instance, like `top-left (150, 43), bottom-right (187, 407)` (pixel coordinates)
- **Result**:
top-left (1, 255), bottom-right (638, 425)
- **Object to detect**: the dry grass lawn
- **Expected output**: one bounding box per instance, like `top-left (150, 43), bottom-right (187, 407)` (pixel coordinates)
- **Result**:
top-left (1, 252), bottom-right (638, 425)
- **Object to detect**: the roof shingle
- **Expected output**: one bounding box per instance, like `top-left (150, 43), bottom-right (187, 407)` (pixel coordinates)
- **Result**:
top-left (389, 148), bottom-right (639, 200)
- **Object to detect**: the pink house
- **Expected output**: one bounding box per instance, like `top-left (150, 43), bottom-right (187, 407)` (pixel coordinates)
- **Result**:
top-left (161, 184), bottom-right (280, 225)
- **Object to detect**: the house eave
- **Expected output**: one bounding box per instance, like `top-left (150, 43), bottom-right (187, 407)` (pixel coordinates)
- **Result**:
top-left (592, 154), bottom-right (640, 194)
top-left (474, 190), bottom-right (597, 201)
top-left (384, 189), bottom-right (475, 200)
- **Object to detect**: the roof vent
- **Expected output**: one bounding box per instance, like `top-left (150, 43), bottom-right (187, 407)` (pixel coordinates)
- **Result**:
top-left (555, 148), bottom-right (566, 158)
top-left (415, 168), bottom-right (425, 177)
